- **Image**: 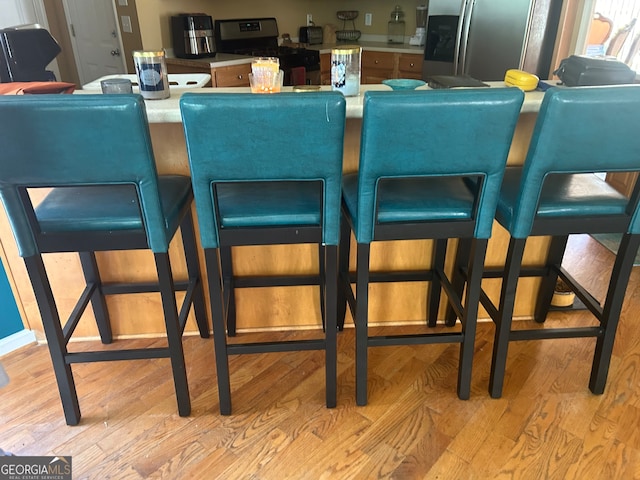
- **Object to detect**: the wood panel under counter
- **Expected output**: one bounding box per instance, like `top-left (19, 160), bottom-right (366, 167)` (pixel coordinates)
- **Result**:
top-left (0, 85), bottom-right (548, 341)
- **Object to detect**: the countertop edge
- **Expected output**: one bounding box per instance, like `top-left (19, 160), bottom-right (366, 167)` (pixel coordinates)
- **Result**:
top-left (75, 82), bottom-right (543, 123)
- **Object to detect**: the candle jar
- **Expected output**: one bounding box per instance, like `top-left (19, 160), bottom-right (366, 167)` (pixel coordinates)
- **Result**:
top-left (331, 46), bottom-right (361, 97)
top-left (133, 50), bottom-right (170, 100)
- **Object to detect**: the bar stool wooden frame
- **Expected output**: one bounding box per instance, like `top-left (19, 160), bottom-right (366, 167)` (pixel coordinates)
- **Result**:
top-left (338, 89), bottom-right (524, 406)
top-left (459, 86), bottom-right (640, 398)
top-left (180, 92), bottom-right (346, 415)
top-left (0, 94), bottom-right (210, 425)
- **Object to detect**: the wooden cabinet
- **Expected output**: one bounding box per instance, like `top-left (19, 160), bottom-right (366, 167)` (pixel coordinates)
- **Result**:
top-left (166, 60), bottom-right (251, 87)
top-left (321, 51), bottom-right (423, 86)
top-left (606, 172), bottom-right (638, 197)
top-left (320, 53), bottom-right (331, 85)
top-left (212, 63), bottom-right (251, 87)
top-left (397, 54), bottom-right (423, 79)
top-left (361, 51), bottom-right (395, 84)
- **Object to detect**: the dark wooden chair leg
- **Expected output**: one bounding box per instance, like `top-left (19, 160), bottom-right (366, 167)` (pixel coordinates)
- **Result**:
top-left (337, 212), bottom-right (351, 331)
top-left (428, 239), bottom-right (447, 327)
top-left (220, 245), bottom-right (237, 337)
top-left (324, 245), bottom-right (338, 408)
top-left (445, 238), bottom-right (472, 327)
top-left (319, 244), bottom-right (326, 331)
top-left (25, 255), bottom-right (81, 426)
top-left (457, 238), bottom-right (487, 400)
top-left (534, 235), bottom-right (569, 323)
top-left (355, 243), bottom-right (371, 406)
top-left (489, 237), bottom-right (526, 399)
top-left (180, 212), bottom-right (210, 338)
top-left (589, 233), bottom-right (640, 394)
top-left (155, 252), bottom-right (191, 417)
top-left (205, 248), bottom-right (232, 415)
top-left (79, 251), bottom-right (112, 344)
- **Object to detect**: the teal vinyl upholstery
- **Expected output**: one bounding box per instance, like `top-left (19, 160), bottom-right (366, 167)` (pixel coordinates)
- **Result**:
top-left (180, 92), bottom-right (346, 248)
top-left (339, 88), bottom-right (524, 406)
top-left (347, 89), bottom-right (525, 244)
top-left (0, 95), bottom-right (172, 256)
top-left (0, 94), bottom-right (209, 425)
top-left (477, 85), bottom-right (640, 399)
top-left (180, 92), bottom-right (346, 415)
top-left (498, 86), bottom-right (640, 239)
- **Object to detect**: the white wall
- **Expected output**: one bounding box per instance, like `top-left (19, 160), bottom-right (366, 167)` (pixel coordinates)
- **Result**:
top-left (0, 0), bottom-right (37, 28)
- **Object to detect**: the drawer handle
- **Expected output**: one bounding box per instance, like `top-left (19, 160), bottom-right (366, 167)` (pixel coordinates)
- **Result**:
top-left (238, 74), bottom-right (243, 79)
top-left (409, 63), bottom-right (415, 67)
top-left (375, 60), bottom-right (379, 64)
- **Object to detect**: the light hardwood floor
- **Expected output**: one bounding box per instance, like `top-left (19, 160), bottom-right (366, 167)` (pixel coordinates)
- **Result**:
top-left (1, 234), bottom-right (640, 479)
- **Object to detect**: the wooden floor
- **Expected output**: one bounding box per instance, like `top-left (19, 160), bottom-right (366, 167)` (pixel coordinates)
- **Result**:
top-left (2, 234), bottom-right (640, 479)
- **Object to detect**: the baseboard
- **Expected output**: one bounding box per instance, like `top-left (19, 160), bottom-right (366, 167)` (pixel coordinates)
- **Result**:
top-left (0, 330), bottom-right (37, 357)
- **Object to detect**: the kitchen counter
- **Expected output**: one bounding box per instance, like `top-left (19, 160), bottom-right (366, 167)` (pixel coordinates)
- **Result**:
top-left (99, 82), bottom-right (546, 124)
top-left (312, 40), bottom-right (426, 55)
top-left (2, 84), bottom-right (548, 341)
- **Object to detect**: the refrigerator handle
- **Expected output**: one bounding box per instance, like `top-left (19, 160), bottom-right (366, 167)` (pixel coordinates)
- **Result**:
top-left (457, 0), bottom-right (476, 75)
top-left (453, 0), bottom-right (470, 75)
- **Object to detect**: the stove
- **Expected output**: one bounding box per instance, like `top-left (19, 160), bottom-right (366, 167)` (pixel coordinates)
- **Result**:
top-left (214, 18), bottom-right (321, 85)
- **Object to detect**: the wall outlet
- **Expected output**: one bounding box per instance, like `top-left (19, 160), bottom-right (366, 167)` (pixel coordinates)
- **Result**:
top-left (365, 13), bottom-right (372, 26)
top-left (307, 14), bottom-right (313, 26)
top-left (121, 15), bottom-right (132, 33)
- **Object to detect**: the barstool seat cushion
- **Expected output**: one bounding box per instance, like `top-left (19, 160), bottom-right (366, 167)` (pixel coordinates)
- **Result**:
top-left (34, 176), bottom-right (192, 234)
top-left (216, 181), bottom-right (321, 228)
top-left (496, 168), bottom-right (628, 232)
top-left (343, 173), bottom-right (476, 227)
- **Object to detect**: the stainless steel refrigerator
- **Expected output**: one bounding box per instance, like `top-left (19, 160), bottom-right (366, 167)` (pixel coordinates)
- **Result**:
top-left (421, 0), bottom-right (562, 81)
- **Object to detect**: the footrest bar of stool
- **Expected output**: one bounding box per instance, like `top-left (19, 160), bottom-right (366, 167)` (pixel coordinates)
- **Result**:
top-left (101, 280), bottom-right (189, 295)
top-left (227, 339), bottom-right (326, 355)
top-left (510, 326), bottom-right (602, 341)
top-left (347, 271), bottom-right (434, 284)
top-left (63, 282), bottom-right (98, 342)
top-left (438, 271), bottom-right (464, 319)
top-left (556, 266), bottom-right (603, 318)
top-left (66, 347), bottom-right (171, 363)
top-left (480, 266), bottom-right (548, 279)
top-left (479, 288), bottom-right (500, 324)
top-left (369, 331), bottom-right (463, 347)
top-left (177, 278), bottom-right (199, 333)
top-left (234, 275), bottom-right (320, 288)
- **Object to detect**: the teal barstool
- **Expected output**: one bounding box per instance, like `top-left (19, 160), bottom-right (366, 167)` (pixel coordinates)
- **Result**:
top-left (338, 88), bottom-right (524, 405)
top-left (180, 92), bottom-right (346, 414)
top-left (472, 86), bottom-right (640, 398)
top-left (0, 95), bottom-right (209, 425)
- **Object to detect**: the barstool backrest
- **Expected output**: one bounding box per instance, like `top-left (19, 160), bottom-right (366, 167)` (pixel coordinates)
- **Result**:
top-left (0, 94), bottom-right (171, 256)
top-left (510, 86), bottom-right (640, 238)
top-left (355, 88), bottom-right (524, 242)
top-left (180, 92), bottom-right (346, 248)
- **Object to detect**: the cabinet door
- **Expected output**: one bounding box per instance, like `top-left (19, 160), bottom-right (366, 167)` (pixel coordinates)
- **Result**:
top-left (214, 63), bottom-right (252, 87)
top-left (606, 171), bottom-right (639, 198)
top-left (320, 53), bottom-right (331, 85)
top-left (398, 54), bottom-right (423, 79)
top-left (361, 51), bottom-right (395, 83)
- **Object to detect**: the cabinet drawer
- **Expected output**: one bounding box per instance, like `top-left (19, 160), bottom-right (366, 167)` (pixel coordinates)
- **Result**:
top-left (398, 54), bottom-right (423, 78)
top-left (361, 51), bottom-right (395, 71)
top-left (214, 63), bottom-right (251, 87)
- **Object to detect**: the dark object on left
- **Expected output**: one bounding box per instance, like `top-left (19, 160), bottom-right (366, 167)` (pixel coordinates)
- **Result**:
top-left (0, 25), bottom-right (61, 82)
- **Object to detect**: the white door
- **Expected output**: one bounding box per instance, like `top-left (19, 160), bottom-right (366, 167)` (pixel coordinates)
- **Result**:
top-left (63, 0), bottom-right (125, 85)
